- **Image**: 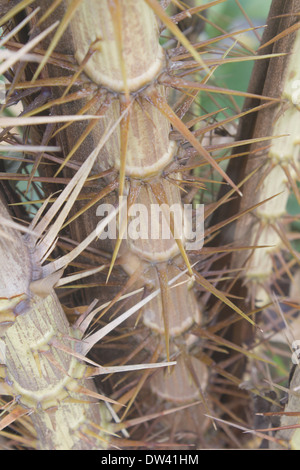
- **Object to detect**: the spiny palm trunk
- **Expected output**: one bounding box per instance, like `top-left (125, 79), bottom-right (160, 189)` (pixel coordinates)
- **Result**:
top-left (1, 0), bottom-right (300, 451)
top-left (68, 0), bottom-right (207, 393)
top-left (0, 197), bottom-right (111, 450)
top-left (1, 0), bottom-right (207, 449)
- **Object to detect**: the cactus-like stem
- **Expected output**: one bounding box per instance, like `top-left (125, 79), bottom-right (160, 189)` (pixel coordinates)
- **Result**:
top-left (228, 2), bottom-right (300, 308)
top-left (0, 198), bottom-right (111, 450)
top-left (270, 366), bottom-right (300, 450)
top-left (34, 0), bottom-right (209, 412)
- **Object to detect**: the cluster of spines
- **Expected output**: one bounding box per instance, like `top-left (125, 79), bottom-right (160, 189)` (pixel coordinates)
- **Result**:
top-left (240, 27), bottom-right (300, 309)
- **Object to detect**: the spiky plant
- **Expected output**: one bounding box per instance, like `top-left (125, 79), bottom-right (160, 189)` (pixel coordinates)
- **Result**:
top-left (0, 0), bottom-right (300, 451)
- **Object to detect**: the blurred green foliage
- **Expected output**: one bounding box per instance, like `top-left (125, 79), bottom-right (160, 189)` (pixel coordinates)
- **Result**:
top-left (200, 0), bottom-right (272, 113)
